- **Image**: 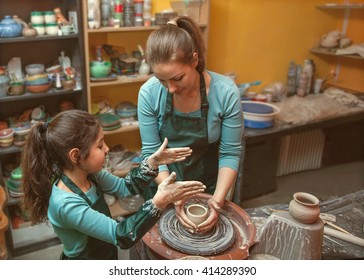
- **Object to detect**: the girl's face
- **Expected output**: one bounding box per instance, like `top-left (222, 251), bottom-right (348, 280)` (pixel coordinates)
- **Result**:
top-left (80, 128), bottom-right (109, 173)
top-left (153, 59), bottom-right (199, 95)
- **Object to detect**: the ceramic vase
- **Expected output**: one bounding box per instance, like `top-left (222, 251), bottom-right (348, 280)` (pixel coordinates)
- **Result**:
top-left (288, 192), bottom-right (320, 224)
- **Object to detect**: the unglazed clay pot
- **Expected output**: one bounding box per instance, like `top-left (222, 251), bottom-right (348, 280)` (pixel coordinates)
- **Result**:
top-left (289, 192), bottom-right (320, 224)
top-left (186, 204), bottom-right (209, 226)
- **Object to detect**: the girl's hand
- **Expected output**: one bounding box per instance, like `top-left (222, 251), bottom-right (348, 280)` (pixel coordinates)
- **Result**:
top-left (152, 172), bottom-right (205, 209)
top-left (148, 138), bottom-right (192, 168)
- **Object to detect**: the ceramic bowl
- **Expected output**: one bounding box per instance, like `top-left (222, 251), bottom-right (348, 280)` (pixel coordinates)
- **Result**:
top-left (25, 74), bottom-right (49, 85)
top-left (13, 126), bottom-right (31, 136)
top-left (10, 166), bottom-right (23, 181)
top-left (115, 102), bottom-right (137, 118)
top-left (45, 64), bottom-right (61, 74)
top-left (26, 83), bottom-right (51, 93)
top-left (241, 101), bottom-right (280, 129)
top-left (25, 64), bottom-right (45, 75)
top-left (0, 137), bottom-right (14, 148)
top-left (90, 61), bottom-right (112, 78)
top-left (0, 128), bottom-right (15, 139)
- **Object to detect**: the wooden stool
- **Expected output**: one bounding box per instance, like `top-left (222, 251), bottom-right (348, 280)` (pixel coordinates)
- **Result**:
top-left (0, 186), bottom-right (9, 259)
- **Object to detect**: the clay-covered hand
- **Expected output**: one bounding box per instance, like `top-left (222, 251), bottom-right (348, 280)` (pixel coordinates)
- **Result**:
top-left (175, 197), bottom-right (220, 233)
top-left (174, 200), bottom-right (196, 231)
top-left (147, 138), bottom-right (192, 169)
top-left (152, 172), bottom-right (205, 210)
top-left (195, 198), bottom-right (220, 233)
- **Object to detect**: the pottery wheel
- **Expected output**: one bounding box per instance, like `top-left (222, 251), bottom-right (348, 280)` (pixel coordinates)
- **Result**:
top-left (158, 207), bottom-right (235, 256)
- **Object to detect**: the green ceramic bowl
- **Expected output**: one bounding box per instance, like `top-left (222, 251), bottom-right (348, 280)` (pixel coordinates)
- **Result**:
top-left (90, 61), bottom-right (112, 78)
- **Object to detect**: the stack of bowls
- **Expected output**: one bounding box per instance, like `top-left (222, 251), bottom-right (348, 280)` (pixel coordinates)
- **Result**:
top-left (0, 128), bottom-right (14, 148)
top-left (25, 64), bottom-right (51, 93)
top-left (115, 101), bottom-right (137, 119)
top-left (6, 166), bottom-right (23, 198)
top-left (12, 124), bottom-right (30, 147)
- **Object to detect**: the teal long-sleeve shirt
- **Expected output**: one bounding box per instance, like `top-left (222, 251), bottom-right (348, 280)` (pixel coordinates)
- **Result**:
top-left (137, 70), bottom-right (244, 173)
top-left (48, 169), bottom-right (160, 258)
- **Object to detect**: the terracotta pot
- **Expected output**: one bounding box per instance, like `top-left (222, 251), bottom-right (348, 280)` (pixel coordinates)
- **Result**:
top-left (62, 79), bottom-right (76, 90)
top-left (289, 192), bottom-right (320, 224)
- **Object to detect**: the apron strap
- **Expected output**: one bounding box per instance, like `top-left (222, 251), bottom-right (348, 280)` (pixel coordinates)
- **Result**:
top-left (165, 71), bottom-right (209, 117)
top-left (60, 174), bottom-right (92, 206)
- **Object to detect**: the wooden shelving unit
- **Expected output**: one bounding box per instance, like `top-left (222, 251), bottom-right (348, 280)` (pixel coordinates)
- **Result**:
top-left (0, 0), bottom-right (87, 258)
top-left (81, 0), bottom-right (210, 152)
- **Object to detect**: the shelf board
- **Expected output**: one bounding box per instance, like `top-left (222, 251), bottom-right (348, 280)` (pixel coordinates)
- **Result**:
top-left (103, 123), bottom-right (139, 135)
top-left (90, 74), bottom-right (152, 87)
top-left (87, 24), bottom-right (207, 34)
top-left (310, 47), bottom-right (364, 60)
top-left (0, 88), bottom-right (82, 102)
top-left (0, 145), bottom-right (21, 156)
top-left (0, 34), bottom-right (79, 44)
top-left (317, 3), bottom-right (364, 10)
top-left (88, 26), bottom-right (159, 33)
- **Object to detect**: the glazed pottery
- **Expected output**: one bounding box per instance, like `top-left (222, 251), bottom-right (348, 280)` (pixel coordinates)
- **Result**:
top-left (25, 64), bottom-right (45, 75)
top-left (186, 204), bottom-right (209, 226)
top-left (22, 25), bottom-right (38, 37)
top-left (90, 61), bottom-right (112, 78)
top-left (61, 79), bottom-right (76, 90)
top-left (31, 105), bottom-right (46, 120)
top-left (0, 128), bottom-right (14, 139)
top-left (26, 83), bottom-right (51, 93)
top-left (7, 82), bottom-right (24, 96)
top-left (0, 15), bottom-right (23, 38)
top-left (0, 136), bottom-right (14, 146)
top-left (289, 192), bottom-right (320, 224)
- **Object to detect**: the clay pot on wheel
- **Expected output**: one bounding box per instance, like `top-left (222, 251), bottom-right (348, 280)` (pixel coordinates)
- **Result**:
top-left (288, 192), bottom-right (320, 224)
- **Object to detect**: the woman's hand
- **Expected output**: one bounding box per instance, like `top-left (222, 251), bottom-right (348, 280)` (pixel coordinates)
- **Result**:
top-left (175, 197), bottom-right (221, 233)
top-left (195, 198), bottom-right (220, 233)
top-left (147, 138), bottom-right (192, 169)
top-left (152, 172), bottom-right (205, 209)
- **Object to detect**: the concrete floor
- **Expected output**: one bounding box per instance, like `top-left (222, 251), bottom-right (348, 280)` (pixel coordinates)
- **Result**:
top-left (10, 161), bottom-right (364, 260)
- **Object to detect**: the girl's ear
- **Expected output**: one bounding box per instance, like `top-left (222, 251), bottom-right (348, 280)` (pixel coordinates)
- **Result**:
top-left (68, 148), bottom-right (80, 164)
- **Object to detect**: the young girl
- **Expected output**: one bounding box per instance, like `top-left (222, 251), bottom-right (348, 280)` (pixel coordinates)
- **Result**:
top-left (21, 109), bottom-right (205, 260)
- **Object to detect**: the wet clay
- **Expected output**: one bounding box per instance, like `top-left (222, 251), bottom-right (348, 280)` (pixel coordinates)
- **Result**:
top-left (142, 193), bottom-right (256, 260)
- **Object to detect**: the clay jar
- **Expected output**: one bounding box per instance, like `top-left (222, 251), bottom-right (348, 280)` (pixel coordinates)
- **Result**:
top-left (289, 192), bottom-right (320, 224)
top-left (186, 204), bottom-right (209, 226)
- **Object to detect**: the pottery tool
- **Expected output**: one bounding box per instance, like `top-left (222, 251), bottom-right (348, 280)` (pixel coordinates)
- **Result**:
top-left (323, 220), bottom-right (353, 235)
top-left (324, 226), bottom-right (364, 247)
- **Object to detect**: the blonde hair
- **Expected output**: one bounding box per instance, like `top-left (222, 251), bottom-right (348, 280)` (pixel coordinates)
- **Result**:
top-left (145, 16), bottom-right (205, 73)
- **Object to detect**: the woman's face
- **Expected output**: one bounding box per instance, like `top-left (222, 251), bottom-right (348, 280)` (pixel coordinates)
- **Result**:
top-left (79, 128), bottom-right (109, 173)
top-left (153, 59), bottom-right (199, 95)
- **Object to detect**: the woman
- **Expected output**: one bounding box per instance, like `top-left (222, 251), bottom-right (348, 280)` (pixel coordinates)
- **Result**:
top-left (137, 16), bottom-right (244, 233)
top-left (21, 110), bottom-right (205, 259)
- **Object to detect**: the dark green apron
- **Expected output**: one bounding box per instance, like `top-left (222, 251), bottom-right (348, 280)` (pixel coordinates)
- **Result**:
top-left (145, 73), bottom-right (219, 199)
top-left (59, 174), bottom-right (118, 260)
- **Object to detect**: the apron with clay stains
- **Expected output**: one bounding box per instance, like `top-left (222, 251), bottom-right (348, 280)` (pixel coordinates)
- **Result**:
top-left (145, 73), bottom-right (219, 199)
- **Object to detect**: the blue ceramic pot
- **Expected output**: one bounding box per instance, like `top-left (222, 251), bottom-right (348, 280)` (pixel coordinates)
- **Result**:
top-left (0, 15), bottom-right (23, 38)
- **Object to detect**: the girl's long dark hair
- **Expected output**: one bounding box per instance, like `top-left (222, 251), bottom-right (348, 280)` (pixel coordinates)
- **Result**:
top-left (21, 110), bottom-right (101, 224)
